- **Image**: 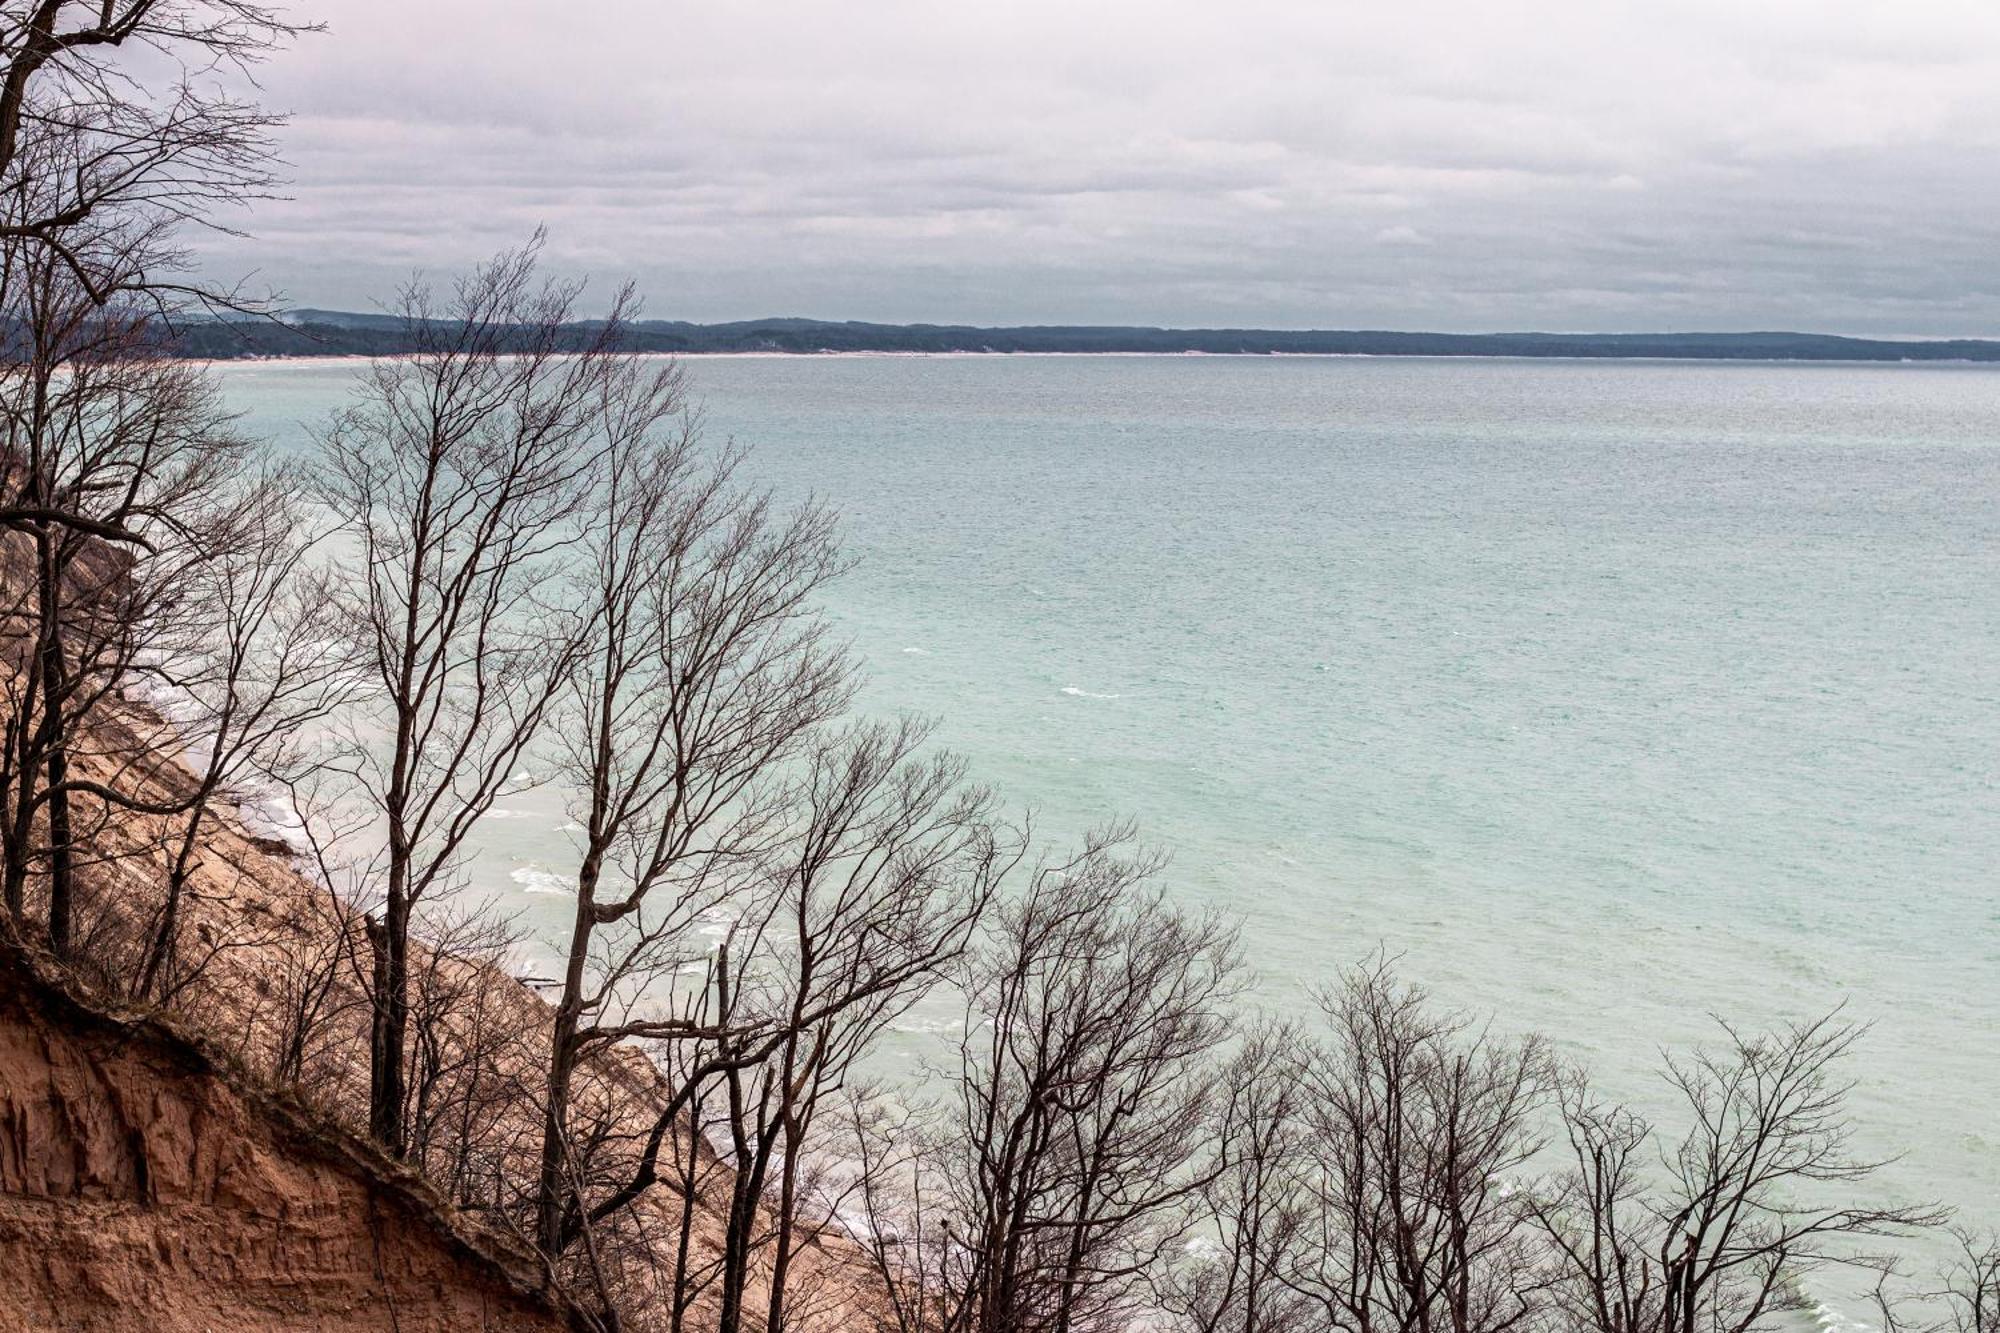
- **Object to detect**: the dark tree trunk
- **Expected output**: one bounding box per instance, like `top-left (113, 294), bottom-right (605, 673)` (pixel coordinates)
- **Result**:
top-left (367, 905), bottom-right (408, 1155)
top-left (43, 735), bottom-right (69, 953)
top-left (537, 846), bottom-right (601, 1258)
top-left (36, 524), bottom-right (70, 956)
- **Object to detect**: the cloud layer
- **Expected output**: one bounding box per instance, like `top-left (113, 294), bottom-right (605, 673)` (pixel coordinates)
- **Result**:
top-left (201, 0), bottom-right (2000, 333)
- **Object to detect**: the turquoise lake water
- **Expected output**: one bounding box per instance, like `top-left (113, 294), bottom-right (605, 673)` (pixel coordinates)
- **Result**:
top-left (217, 354), bottom-right (1999, 1309)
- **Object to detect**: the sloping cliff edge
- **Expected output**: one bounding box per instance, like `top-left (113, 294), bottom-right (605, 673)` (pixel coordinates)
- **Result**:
top-left (0, 944), bottom-right (570, 1333)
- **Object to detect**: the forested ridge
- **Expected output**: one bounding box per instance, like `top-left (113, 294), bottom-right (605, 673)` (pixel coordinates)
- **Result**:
top-left (173, 315), bottom-right (2000, 362)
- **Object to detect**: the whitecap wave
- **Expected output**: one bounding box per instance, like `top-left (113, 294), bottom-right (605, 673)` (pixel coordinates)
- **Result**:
top-left (510, 866), bottom-right (573, 897)
top-left (696, 903), bottom-right (742, 941)
top-left (901, 646), bottom-right (930, 655)
top-left (888, 1015), bottom-right (965, 1035)
top-left (1060, 686), bottom-right (1122, 700)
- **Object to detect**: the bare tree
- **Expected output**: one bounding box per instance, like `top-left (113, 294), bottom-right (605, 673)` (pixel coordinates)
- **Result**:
top-left (708, 719), bottom-right (1006, 1333)
top-left (313, 239), bottom-right (624, 1155)
top-left (0, 238), bottom-right (276, 955)
top-left (633, 1005), bottom-right (737, 1333)
top-left (1879, 1233), bottom-right (2000, 1333)
top-left (0, 0), bottom-right (314, 969)
top-left (852, 832), bottom-right (1241, 1333)
top-left (1157, 1025), bottom-right (1315, 1333)
top-left (538, 719), bottom-right (1005, 1333)
top-left (0, 0), bottom-right (309, 314)
top-left (1279, 961), bottom-right (1555, 1333)
top-left (258, 875), bottom-right (361, 1090)
top-left (537, 946), bottom-right (741, 1333)
top-left (1534, 1011), bottom-right (1946, 1333)
top-left (402, 897), bottom-right (540, 1208)
top-left (843, 1086), bottom-right (953, 1333)
top-left (126, 472), bottom-right (350, 1001)
top-left (1938, 1236), bottom-right (2000, 1333)
top-left (533, 369), bottom-right (850, 1258)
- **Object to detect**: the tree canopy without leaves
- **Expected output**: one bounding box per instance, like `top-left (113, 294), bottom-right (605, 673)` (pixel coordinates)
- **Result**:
top-left (312, 240), bottom-right (632, 1155)
top-left (1535, 1012), bottom-right (1947, 1333)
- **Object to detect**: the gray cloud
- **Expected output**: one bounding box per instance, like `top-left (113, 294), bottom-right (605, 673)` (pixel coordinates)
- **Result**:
top-left (196, 0), bottom-right (2000, 333)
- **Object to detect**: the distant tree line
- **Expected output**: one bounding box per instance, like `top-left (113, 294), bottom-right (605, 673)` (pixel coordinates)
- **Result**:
top-left (0, 7), bottom-right (1994, 1333)
top-left (171, 315), bottom-right (2000, 363)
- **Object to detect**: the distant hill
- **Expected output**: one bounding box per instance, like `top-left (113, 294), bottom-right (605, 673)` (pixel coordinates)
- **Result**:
top-left (168, 315), bottom-right (2000, 363)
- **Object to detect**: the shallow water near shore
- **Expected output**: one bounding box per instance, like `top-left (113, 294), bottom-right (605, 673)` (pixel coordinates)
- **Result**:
top-left (218, 354), bottom-right (2000, 1320)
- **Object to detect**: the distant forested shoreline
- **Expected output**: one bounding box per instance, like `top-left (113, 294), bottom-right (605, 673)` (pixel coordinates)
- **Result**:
top-left (171, 312), bottom-right (2000, 362)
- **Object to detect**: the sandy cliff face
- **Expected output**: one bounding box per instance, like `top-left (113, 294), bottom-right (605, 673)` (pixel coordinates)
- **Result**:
top-left (0, 532), bottom-right (881, 1330)
top-left (0, 954), bottom-right (568, 1333)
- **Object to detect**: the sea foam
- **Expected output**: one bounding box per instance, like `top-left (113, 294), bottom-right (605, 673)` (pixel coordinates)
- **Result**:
top-left (510, 866), bottom-right (573, 897)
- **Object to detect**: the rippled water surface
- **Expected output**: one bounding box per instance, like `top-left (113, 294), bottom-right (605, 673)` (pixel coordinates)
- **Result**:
top-left (219, 354), bottom-right (2000, 1289)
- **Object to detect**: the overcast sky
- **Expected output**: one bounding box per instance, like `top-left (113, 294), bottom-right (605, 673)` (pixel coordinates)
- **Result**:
top-left (201, 0), bottom-right (2000, 334)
